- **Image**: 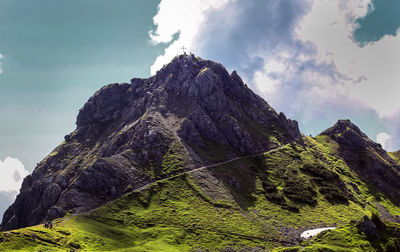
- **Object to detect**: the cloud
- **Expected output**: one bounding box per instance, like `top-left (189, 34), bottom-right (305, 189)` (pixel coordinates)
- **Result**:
top-left (0, 53), bottom-right (3, 74)
top-left (375, 109), bottom-right (400, 151)
top-left (376, 132), bottom-right (393, 150)
top-left (296, 0), bottom-right (400, 117)
top-left (0, 157), bottom-right (29, 192)
top-left (0, 157), bottom-right (29, 219)
top-left (149, 0), bottom-right (230, 75)
top-left (0, 191), bottom-right (17, 220)
top-left (149, 0), bottom-right (400, 148)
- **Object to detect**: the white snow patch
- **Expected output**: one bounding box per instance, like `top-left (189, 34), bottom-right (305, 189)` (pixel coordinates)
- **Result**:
top-left (300, 227), bottom-right (336, 239)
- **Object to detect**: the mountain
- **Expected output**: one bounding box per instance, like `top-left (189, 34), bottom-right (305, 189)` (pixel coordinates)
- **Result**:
top-left (2, 55), bottom-right (400, 251)
top-left (1, 54), bottom-right (300, 231)
top-left (319, 119), bottom-right (400, 203)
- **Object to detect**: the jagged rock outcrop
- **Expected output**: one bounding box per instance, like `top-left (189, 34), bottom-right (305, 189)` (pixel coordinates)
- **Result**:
top-left (319, 119), bottom-right (400, 203)
top-left (1, 54), bottom-right (300, 231)
top-left (357, 214), bottom-right (386, 239)
top-left (358, 216), bottom-right (378, 238)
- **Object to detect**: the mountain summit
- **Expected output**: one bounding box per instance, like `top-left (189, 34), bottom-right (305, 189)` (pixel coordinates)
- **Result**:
top-left (319, 119), bottom-right (400, 203)
top-left (1, 54), bottom-right (300, 230)
top-left (3, 56), bottom-right (400, 251)
top-left (321, 119), bottom-right (381, 149)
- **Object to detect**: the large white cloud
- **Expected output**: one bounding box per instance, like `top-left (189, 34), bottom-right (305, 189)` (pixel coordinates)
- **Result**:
top-left (149, 0), bottom-right (400, 150)
top-left (149, 0), bottom-right (230, 75)
top-left (0, 157), bottom-right (29, 192)
top-left (296, 0), bottom-right (400, 117)
top-left (0, 157), bottom-right (29, 219)
top-left (376, 132), bottom-right (393, 150)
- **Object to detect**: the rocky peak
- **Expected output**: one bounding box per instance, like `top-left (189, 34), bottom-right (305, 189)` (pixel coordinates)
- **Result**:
top-left (156, 54), bottom-right (228, 81)
top-left (320, 119), bottom-right (379, 149)
top-left (2, 54), bottom-right (301, 231)
top-left (156, 54), bottom-right (246, 97)
top-left (321, 119), bottom-right (364, 137)
top-left (320, 119), bottom-right (400, 203)
top-left (75, 54), bottom-right (301, 148)
top-left (76, 55), bottom-right (249, 128)
top-left (76, 83), bottom-right (131, 127)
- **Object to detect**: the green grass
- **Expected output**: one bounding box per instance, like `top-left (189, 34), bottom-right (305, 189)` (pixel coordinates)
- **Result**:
top-left (1, 175), bottom-right (275, 251)
top-left (198, 67), bottom-right (211, 75)
top-left (2, 137), bottom-right (400, 251)
top-left (297, 220), bottom-right (400, 251)
top-left (159, 142), bottom-right (185, 176)
top-left (142, 138), bottom-right (192, 180)
top-left (190, 137), bottom-right (234, 162)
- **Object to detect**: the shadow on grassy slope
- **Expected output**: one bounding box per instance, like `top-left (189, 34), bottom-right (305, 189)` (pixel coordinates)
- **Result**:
top-left (2, 137), bottom-right (400, 251)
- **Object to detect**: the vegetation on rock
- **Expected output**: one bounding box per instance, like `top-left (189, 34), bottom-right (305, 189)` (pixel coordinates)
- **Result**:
top-left (2, 56), bottom-right (400, 251)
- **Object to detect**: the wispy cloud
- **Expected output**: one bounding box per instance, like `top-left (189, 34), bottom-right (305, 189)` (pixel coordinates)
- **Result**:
top-left (0, 53), bottom-right (4, 74)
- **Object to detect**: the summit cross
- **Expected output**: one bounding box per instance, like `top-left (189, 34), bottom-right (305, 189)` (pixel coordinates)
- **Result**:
top-left (180, 46), bottom-right (186, 54)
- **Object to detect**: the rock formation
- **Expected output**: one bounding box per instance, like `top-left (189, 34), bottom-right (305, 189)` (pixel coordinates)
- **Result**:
top-left (319, 119), bottom-right (400, 203)
top-left (1, 54), bottom-right (300, 230)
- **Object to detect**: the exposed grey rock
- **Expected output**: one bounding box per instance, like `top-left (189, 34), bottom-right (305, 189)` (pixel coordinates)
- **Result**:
top-left (320, 119), bottom-right (400, 203)
top-left (1, 54), bottom-right (301, 231)
top-left (77, 83), bottom-right (131, 126)
top-left (358, 216), bottom-right (377, 238)
top-left (46, 206), bottom-right (66, 221)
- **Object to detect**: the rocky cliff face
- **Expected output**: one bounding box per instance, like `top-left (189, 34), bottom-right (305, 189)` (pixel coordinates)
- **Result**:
top-left (1, 54), bottom-right (300, 231)
top-left (319, 119), bottom-right (400, 203)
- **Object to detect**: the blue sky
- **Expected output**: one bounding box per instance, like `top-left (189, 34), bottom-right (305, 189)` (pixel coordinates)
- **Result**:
top-left (0, 0), bottom-right (164, 216)
top-left (0, 0), bottom-right (162, 170)
top-left (354, 0), bottom-right (400, 45)
top-left (1, 0), bottom-right (400, 217)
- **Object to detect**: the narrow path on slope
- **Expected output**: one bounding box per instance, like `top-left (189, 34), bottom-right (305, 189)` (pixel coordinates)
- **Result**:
top-left (4, 144), bottom-right (288, 233)
top-left (63, 144), bottom-right (287, 221)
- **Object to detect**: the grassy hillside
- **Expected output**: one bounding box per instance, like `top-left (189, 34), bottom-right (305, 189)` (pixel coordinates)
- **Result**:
top-left (1, 136), bottom-right (400, 251)
top-left (389, 150), bottom-right (400, 163)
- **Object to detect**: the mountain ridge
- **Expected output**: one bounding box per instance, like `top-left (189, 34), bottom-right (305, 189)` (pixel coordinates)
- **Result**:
top-left (318, 119), bottom-right (400, 203)
top-left (1, 54), bottom-right (301, 231)
top-left (2, 55), bottom-right (400, 251)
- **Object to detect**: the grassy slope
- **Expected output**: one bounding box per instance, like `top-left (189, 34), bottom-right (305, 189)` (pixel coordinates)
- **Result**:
top-left (389, 150), bottom-right (400, 164)
top-left (1, 137), bottom-right (400, 251)
top-left (281, 218), bottom-right (400, 252)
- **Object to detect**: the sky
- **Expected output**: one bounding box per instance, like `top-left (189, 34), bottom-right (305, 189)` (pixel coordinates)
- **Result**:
top-left (0, 0), bottom-right (399, 218)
